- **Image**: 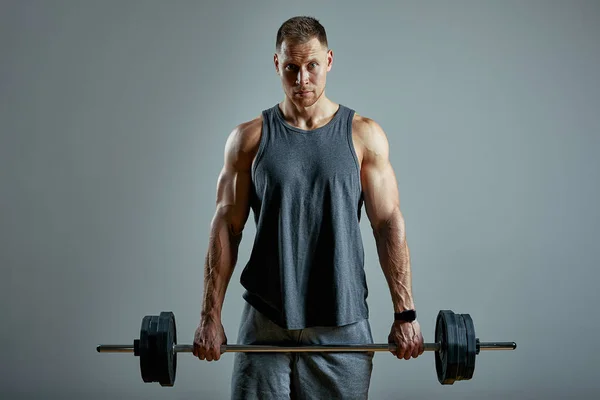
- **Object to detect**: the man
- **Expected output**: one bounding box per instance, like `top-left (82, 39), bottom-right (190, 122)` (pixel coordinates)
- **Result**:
top-left (193, 16), bottom-right (424, 399)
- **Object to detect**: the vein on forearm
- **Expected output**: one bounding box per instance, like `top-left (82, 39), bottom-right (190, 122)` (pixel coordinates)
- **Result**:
top-left (373, 208), bottom-right (414, 312)
top-left (201, 220), bottom-right (241, 321)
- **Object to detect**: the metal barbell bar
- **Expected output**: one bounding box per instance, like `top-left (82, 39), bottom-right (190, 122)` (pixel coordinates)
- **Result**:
top-left (97, 341), bottom-right (516, 353)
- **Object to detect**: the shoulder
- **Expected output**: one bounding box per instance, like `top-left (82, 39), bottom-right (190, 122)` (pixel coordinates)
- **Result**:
top-left (351, 113), bottom-right (390, 162)
top-left (224, 114), bottom-right (263, 168)
top-left (228, 114), bottom-right (263, 152)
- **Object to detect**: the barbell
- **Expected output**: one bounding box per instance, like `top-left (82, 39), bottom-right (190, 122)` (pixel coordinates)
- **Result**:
top-left (96, 309), bottom-right (516, 387)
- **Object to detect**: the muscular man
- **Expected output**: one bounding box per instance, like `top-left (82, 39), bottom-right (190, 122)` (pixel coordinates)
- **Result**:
top-left (193, 16), bottom-right (424, 399)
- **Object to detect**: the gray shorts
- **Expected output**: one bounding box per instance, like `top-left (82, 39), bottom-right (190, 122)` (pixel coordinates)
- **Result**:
top-left (231, 302), bottom-right (375, 400)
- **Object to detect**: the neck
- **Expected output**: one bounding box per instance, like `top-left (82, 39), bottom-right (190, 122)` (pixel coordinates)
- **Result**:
top-left (279, 95), bottom-right (338, 130)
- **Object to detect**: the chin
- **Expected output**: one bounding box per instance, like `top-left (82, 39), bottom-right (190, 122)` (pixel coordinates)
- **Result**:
top-left (298, 96), bottom-right (315, 104)
top-left (292, 94), bottom-right (319, 108)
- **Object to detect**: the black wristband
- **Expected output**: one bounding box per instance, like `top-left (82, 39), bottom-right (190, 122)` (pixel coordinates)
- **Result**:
top-left (394, 309), bottom-right (417, 322)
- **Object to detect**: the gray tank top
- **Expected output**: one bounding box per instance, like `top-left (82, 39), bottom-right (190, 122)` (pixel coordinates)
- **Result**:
top-left (240, 103), bottom-right (369, 329)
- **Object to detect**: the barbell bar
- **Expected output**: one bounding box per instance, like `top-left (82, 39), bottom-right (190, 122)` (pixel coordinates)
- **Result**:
top-left (96, 310), bottom-right (516, 386)
top-left (98, 341), bottom-right (516, 353)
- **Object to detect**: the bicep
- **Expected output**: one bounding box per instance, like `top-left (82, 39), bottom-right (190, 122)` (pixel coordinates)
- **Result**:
top-left (362, 157), bottom-right (400, 230)
top-left (360, 125), bottom-right (401, 231)
top-left (214, 166), bottom-right (251, 235)
top-left (213, 129), bottom-right (254, 235)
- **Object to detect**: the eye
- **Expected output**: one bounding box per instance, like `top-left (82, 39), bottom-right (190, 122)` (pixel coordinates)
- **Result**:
top-left (285, 64), bottom-right (298, 71)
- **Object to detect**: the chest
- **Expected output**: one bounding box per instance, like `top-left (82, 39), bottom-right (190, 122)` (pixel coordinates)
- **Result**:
top-left (260, 133), bottom-right (366, 191)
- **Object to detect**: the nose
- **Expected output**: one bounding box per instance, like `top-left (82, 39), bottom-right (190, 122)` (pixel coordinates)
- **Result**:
top-left (295, 67), bottom-right (310, 86)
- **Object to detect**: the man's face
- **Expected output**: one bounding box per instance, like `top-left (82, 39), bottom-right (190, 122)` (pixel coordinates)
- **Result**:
top-left (274, 37), bottom-right (333, 108)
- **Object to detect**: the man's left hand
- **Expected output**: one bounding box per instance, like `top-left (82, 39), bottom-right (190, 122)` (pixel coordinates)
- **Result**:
top-left (388, 320), bottom-right (425, 360)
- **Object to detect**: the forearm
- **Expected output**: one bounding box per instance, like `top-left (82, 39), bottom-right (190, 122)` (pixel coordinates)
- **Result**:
top-left (201, 212), bottom-right (242, 323)
top-left (373, 208), bottom-right (415, 313)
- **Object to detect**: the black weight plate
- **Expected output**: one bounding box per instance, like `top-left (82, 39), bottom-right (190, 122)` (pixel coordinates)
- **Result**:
top-left (160, 311), bottom-right (177, 386)
top-left (139, 315), bottom-right (153, 383)
top-left (462, 314), bottom-right (477, 380)
top-left (454, 314), bottom-right (468, 381)
top-left (155, 313), bottom-right (168, 386)
top-left (148, 315), bottom-right (161, 383)
top-left (434, 311), bottom-right (446, 384)
top-left (434, 311), bottom-right (447, 384)
top-left (156, 312), bottom-right (177, 386)
top-left (446, 311), bottom-right (460, 384)
top-left (168, 312), bottom-right (177, 385)
top-left (435, 310), bottom-right (459, 385)
top-left (150, 315), bottom-right (162, 382)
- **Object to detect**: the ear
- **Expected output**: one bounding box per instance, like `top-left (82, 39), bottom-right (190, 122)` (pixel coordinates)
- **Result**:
top-left (274, 53), bottom-right (280, 75)
top-left (326, 49), bottom-right (334, 72)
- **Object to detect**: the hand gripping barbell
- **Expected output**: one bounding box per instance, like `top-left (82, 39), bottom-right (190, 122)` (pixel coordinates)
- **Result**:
top-left (96, 310), bottom-right (516, 387)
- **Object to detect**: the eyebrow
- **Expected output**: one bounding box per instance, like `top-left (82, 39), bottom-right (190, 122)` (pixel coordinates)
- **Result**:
top-left (285, 59), bottom-right (319, 65)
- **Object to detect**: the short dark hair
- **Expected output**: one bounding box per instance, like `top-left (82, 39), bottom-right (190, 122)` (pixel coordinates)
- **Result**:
top-left (276, 16), bottom-right (328, 53)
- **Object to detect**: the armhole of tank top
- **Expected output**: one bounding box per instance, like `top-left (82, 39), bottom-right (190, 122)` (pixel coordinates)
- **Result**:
top-left (251, 111), bottom-right (269, 182)
top-left (346, 109), bottom-right (362, 193)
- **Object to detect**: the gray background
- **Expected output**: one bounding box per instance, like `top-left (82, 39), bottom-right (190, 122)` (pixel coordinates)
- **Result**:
top-left (2, 0), bottom-right (599, 399)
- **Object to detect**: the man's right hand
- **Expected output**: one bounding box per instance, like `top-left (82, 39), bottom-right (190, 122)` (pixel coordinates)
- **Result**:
top-left (193, 318), bottom-right (227, 361)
